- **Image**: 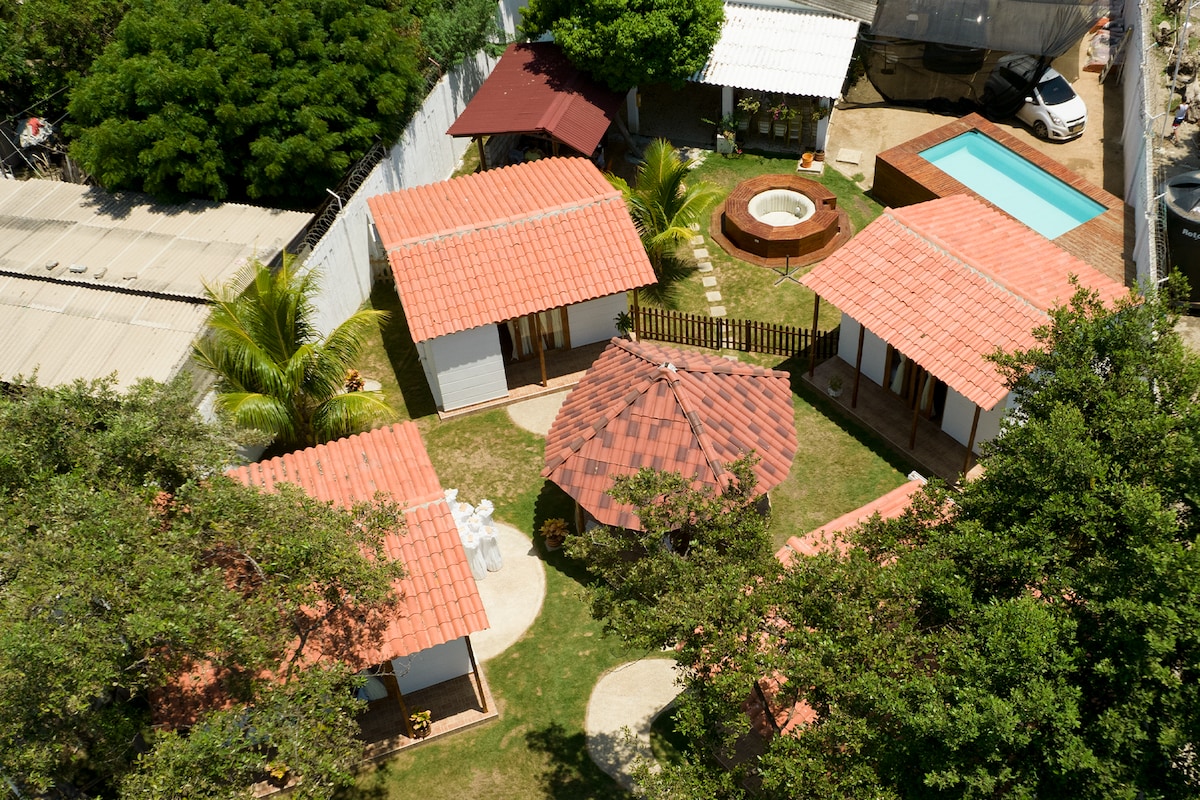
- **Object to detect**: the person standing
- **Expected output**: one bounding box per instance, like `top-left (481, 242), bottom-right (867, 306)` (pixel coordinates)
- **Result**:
top-left (1171, 101), bottom-right (1190, 143)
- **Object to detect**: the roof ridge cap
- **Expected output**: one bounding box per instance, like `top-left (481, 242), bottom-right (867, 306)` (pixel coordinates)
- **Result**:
top-left (385, 189), bottom-right (619, 253)
top-left (665, 372), bottom-right (726, 484)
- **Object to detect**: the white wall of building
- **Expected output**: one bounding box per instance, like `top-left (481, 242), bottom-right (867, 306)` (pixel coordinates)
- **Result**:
top-left (392, 637), bottom-right (473, 694)
top-left (940, 387), bottom-right (1011, 453)
top-left (415, 339), bottom-right (445, 410)
top-left (426, 325), bottom-right (509, 411)
top-left (567, 293), bottom-right (628, 346)
top-left (835, 314), bottom-right (888, 385)
top-left (303, 48), bottom-right (501, 337)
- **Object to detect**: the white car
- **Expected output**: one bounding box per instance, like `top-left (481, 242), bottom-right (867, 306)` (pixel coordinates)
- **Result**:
top-left (1014, 67), bottom-right (1087, 141)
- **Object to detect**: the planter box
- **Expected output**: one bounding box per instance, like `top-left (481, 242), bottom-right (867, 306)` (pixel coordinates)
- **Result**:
top-left (716, 135), bottom-right (735, 154)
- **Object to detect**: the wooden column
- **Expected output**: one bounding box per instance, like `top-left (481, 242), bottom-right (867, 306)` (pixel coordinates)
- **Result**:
top-left (631, 290), bottom-right (641, 341)
top-left (808, 295), bottom-right (821, 378)
top-left (908, 371), bottom-right (928, 449)
top-left (379, 666), bottom-right (414, 738)
top-left (850, 324), bottom-right (865, 408)
top-left (465, 636), bottom-right (488, 713)
top-left (475, 137), bottom-right (488, 171)
top-left (533, 314), bottom-right (547, 387)
top-left (962, 405), bottom-right (981, 478)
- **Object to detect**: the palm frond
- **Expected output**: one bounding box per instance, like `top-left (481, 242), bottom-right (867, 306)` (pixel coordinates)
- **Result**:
top-left (312, 391), bottom-right (395, 444)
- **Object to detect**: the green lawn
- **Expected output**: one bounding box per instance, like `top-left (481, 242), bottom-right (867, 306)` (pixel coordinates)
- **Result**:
top-left (341, 153), bottom-right (905, 796)
top-left (644, 152), bottom-right (882, 332)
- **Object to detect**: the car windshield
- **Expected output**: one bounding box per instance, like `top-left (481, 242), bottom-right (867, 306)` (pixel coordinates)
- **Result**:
top-left (1038, 75), bottom-right (1075, 105)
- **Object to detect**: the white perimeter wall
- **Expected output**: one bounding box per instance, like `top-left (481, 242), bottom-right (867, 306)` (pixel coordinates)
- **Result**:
top-left (424, 325), bottom-right (509, 411)
top-left (392, 637), bottom-right (473, 694)
top-left (567, 294), bottom-right (628, 346)
top-left (302, 49), bottom-right (501, 337)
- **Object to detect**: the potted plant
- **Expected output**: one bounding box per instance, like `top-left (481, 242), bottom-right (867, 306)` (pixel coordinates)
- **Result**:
top-left (410, 709), bottom-right (433, 739)
top-left (827, 374), bottom-right (844, 398)
top-left (770, 101), bottom-right (793, 138)
top-left (737, 95), bottom-right (760, 133)
top-left (801, 151), bottom-right (815, 169)
top-left (704, 113), bottom-right (738, 154)
top-left (614, 310), bottom-right (635, 339)
top-left (540, 518), bottom-right (569, 550)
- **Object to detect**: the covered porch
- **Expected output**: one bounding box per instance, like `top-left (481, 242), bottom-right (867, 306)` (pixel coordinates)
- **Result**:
top-left (358, 670), bottom-right (498, 761)
top-left (805, 357), bottom-right (978, 484)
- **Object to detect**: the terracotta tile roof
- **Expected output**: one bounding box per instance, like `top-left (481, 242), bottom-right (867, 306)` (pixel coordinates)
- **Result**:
top-left (368, 157), bottom-right (656, 343)
top-left (776, 479), bottom-right (925, 564)
top-left (228, 423), bottom-right (489, 665)
top-left (446, 42), bottom-right (623, 156)
top-left (542, 338), bottom-right (798, 530)
top-left (802, 195), bottom-right (1128, 410)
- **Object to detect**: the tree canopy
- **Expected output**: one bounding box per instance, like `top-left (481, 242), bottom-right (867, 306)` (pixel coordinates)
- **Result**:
top-left (575, 285), bottom-right (1200, 799)
top-left (66, 0), bottom-right (425, 206)
top-left (0, 377), bottom-right (406, 797)
top-left (192, 258), bottom-right (394, 450)
top-left (519, 0), bottom-right (724, 92)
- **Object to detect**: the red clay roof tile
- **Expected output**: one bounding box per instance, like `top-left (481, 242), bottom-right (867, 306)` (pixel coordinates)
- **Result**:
top-left (368, 157), bottom-right (655, 343)
top-left (543, 339), bottom-right (798, 530)
top-left (802, 195), bottom-right (1128, 410)
top-left (228, 423), bottom-right (489, 666)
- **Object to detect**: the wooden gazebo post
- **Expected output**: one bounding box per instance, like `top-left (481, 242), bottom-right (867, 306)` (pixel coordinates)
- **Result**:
top-left (909, 371), bottom-right (929, 449)
top-left (851, 324), bottom-right (865, 408)
top-left (962, 405), bottom-right (982, 478)
top-left (533, 314), bottom-right (548, 387)
top-left (475, 137), bottom-right (489, 171)
top-left (464, 637), bottom-right (488, 713)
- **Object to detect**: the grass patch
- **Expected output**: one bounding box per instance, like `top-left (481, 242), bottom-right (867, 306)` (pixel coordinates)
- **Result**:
top-left (649, 705), bottom-right (688, 767)
top-left (642, 150), bottom-right (882, 330)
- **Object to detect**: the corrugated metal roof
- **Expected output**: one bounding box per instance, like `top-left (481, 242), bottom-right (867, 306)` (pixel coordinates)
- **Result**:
top-left (542, 338), bottom-right (798, 530)
top-left (791, 0), bottom-right (876, 25)
top-left (446, 42), bottom-right (623, 156)
top-left (368, 157), bottom-right (655, 343)
top-left (694, 3), bottom-right (860, 98)
top-left (0, 178), bottom-right (312, 387)
top-left (228, 423), bottom-right (489, 665)
top-left (0, 179), bottom-right (311, 299)
top-left (801, 195), bottom-right (1128, 410)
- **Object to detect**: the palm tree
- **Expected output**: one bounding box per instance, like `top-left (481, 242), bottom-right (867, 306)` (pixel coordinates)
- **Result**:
top-left (608, 139), bottom-right (722, 307)
top-left (192, 258), bottom-right (394, 450)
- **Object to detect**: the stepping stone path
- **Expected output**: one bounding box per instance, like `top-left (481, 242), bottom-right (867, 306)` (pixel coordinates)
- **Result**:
top-left (691, 226), bottom-right (725, 317)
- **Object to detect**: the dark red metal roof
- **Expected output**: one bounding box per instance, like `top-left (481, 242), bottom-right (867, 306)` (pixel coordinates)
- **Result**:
top-left (447, 42), bottom-right (623, 156)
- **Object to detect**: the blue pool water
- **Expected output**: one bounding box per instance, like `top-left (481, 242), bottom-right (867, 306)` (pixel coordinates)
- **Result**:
top-left (919, 131), bottom-right (1105, 239)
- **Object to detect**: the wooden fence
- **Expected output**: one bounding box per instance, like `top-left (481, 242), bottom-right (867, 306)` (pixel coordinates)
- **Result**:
top-left (634, 307), bottom-right (839, 360)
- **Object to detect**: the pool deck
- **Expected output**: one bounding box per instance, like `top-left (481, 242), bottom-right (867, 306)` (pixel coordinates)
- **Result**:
top-left (871, 113), bottom-right (1127, 286)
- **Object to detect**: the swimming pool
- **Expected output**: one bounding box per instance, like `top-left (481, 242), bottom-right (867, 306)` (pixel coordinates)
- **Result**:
top-left (919, 131), bottom-right (1105, 239)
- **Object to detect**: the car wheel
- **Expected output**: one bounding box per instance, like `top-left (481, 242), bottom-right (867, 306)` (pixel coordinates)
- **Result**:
top-left (1033, 120), bottom-right (1049, 139)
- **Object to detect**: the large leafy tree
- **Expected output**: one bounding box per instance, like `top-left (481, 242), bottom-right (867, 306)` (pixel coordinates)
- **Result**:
top-left (0, 377), bottom-right (406, 797)
top-left (607, 138), bottom-right (722, 307)
top-left (192, 258), bottom-right (394, 450)
top-left (519, 0), bottom-right (723, 92)
top-left (576, 285), bottom-right (1200, 798)
top-left (0, 0), bottom-right (128, 119)
top-left (66, 0), bottom-right (425, 207)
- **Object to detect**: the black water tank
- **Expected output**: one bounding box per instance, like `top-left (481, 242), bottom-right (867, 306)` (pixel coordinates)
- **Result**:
top-left (1164, 172), bottom-right (1200, 305)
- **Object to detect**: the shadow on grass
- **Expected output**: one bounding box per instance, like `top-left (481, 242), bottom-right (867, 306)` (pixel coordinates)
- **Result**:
top-left (525, 722), bottom-right (629, 800)
top-left (531, 481), bottom-right (605, 591)
top-left (774, 353), bottom-right (918, 478)
top-left (370, 281), bottom-right (437, 420)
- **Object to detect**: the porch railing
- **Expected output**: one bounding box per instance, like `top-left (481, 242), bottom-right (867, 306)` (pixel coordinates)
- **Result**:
top-left (634, 307), bottom-right (839, 360)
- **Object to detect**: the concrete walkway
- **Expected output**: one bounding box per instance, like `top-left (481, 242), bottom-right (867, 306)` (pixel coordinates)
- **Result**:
top-left (470, 522), bottom-right (546, 663)
top-left (585, 658), bottom-right (682, 791)
top-left (506, 389), bottom-right (570, 437)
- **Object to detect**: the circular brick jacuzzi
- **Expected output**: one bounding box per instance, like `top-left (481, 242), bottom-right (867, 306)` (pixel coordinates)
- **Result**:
top-left (718, 174), bottom-right (842, 262)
